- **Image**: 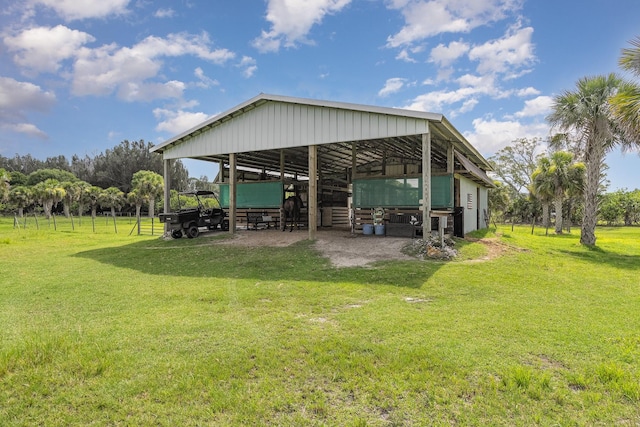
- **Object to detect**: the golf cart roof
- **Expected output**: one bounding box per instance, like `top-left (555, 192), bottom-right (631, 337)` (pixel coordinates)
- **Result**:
top-left (179, 190), bottom-right (218, 197)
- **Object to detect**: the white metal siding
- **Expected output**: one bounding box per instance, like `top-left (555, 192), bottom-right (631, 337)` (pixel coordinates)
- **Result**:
top-left (162, 101), bottom-right (430, 160)
top-left (479, 187), bottom-right (489, 228)
top-left (459, 176), bottom-right (479, 234)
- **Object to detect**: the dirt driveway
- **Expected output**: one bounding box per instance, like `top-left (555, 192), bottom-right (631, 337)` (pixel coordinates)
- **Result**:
top-left (217, 228), bottom-right (415, 267)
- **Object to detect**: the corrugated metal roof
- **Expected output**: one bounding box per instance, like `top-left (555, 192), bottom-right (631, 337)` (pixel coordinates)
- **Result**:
top-left (150, 93), bottom-right (493, 177)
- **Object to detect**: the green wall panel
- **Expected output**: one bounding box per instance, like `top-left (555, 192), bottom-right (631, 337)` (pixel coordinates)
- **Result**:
top-left (353, 175), bottom-right (453, 209)
top-left (219, 182), bottom-right (283, 208)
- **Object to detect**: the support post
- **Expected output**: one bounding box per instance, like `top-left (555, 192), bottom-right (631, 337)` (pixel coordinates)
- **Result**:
top-left (280, 150), bottom-right (285, 181)
top-left (422, 131), bottom-right (431, 238)
top-left (447, 143), bottom-right (455, 212)
top-left (163, 159), bottom-right (171, 234)
top-left (351, 142), bottom-right (357, 234)
top-left (351, 142), bottom-right (357, 180)
top-left (229, 153), bottom-right (237, 235)
top-left (308, 145), bottom-right (318, 240)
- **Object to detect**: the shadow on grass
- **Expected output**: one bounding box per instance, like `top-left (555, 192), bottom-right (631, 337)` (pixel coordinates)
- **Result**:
top-left (555, 248), bottom-right (640, 271)
top-left (73, 237), bottom-right (442, 287)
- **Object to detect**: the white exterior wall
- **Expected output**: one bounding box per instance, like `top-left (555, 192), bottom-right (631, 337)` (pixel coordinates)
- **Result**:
top-left (478, 186), bottom-right (489, 228)
top-left (459, 176), bottom-right (480, 234)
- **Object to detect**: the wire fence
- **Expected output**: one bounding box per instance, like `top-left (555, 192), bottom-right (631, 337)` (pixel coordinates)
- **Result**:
top-left (10, 213), bottom-right (163, 236)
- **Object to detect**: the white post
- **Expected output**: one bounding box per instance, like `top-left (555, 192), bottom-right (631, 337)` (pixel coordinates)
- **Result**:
top-left (308, 145), bottom-right (318, 240)
top-left (229, 153), bottom-right (237, 235)
top-left (422, 130), bottom-right (431, 238)
top-left (163, 159), bottom-right (171, 234)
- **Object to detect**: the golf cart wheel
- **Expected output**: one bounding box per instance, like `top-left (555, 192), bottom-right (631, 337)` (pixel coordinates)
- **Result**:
top-left (171, 230), bottom-right (183, 239)
top-left (186, 225), bottom-right (199, 238)
top-left (221, 219), bottom-right (229, 231)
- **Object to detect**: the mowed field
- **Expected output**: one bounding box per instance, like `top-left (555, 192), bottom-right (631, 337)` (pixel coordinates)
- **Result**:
top-left (1, 217), bottom-right (639, 426)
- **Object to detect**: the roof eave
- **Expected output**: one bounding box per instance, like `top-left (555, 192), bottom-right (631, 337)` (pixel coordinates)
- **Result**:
top-left (151, 93), bottom-right (446, 154)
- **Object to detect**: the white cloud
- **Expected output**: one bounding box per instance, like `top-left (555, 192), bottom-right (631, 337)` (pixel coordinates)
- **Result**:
top-left (253, 0), bottom-right (352, 52)
top-left (119, 80), bottom-right (186, 102)
top-left (193, 67), bottom-right (219, 88)
top-left (34, 0), bottom-right (130, 21)
top-left (378, 77), bottom-right (407, 97)
top-left (154, 8), bottom-right (175, 18)
top-left (464, 117), bottom-right (549, 154)
top-left (396, 45), bottom-right (425, 63)
top-left (403, 87), bottom-right (479, 112)
top-left (511, 95), bottom-right (553, 118)
top-left (405, 72), bottom-right (504, 113)
top-left (1, 122), bottom-right (48, 139)
top-left (130, 33), bottom-right (235, 64)
top-left (396, 49), bottom-right (417, 63)
top-left (4, 27), bottom-right (236, 102)
top-left (237, 56), bottom-right (258, 78)
top-left (3, 25), bottom-right (95, 73)
top-left (468, 24), bottom-right (535, 75)
top-left (0, 77), bottom-right (56, 111)
top-left (516, 87), bottom-right (540, 97)
top-left (153, 108), bottom-right (209, 134)
top-left (457, 98), bottom-right (478, 115)
top-left (0, 77), bottom-right (55, 139)
top-left (386, 0), bottom-right (523, 47)
top-left (71, 32), bottom-right (235, 101)
top-left (429, 40), bottom-right (469, 67)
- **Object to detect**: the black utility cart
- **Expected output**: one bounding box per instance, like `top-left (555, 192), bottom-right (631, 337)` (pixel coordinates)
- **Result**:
top-left (159, 190), bottom-right (229, 238)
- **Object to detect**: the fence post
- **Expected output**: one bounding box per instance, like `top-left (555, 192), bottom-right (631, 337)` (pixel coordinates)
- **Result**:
top-left (70, 214), bottom-right (75, 231)
top-left (531, 216), bottom-right (535, 235)
top-left (113, 213), bottom-right (118, 234)
top-left (52, 214), bottom-right (57, 231)
top-left (14, 215), bottom-right (20, 229)
top-left (137, 214), bottom-right (141, 235)
top-left (152, 217), bottom-right (155, 235)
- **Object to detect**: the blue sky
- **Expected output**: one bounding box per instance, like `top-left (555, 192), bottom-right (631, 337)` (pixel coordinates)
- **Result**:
top-left (1, 0), bottom-right (639, 190)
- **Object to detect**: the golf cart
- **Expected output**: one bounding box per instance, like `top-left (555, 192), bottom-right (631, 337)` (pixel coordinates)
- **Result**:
top-left (159, 190), bottom-right (229, 239)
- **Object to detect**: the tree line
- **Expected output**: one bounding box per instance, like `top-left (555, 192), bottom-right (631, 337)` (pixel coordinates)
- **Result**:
top-left (488, 37), bottom-right (640, 244)
top-left (488, 137), bottom-right (640, 229)
top-left (0, 166), bottom-right (165, 220)
top-left (0, 139), bottom-right (201, 219)
top-left (0, 140), bottom-right (188, 192)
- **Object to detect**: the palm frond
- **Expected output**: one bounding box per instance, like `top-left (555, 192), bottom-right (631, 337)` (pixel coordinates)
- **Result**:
top-left (620, 36), bottom-right (640, 77)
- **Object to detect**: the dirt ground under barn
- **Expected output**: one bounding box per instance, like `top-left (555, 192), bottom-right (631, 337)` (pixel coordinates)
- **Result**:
top-left (212, 228), bottom-right (509, 268)
top-left (216, 228), bottom-right (413, 268)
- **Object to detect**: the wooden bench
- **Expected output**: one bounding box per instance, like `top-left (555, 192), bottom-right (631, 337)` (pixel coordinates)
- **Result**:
top-left (386, 213), bottom-right (421, 237)
top-left (246, 212), bottom-right (280, 230)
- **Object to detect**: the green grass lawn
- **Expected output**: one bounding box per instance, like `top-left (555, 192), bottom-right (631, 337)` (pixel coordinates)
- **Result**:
top-left (1, 217), bottom-right (639, 426)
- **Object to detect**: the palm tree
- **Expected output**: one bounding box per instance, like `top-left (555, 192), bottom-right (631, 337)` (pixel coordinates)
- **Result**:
top-left (75, 181), bottom-right (92, 219)
top-left (531, 157), bottom-right (554, 229)
top-left (61, 181), bottom-right (79, 218)
top-left (547, 74), bottom-right (636, 245)
top-left (611, 37), bottom-right (640, 141)
top-left (8, 185), bottom-right (32, 217)
top-left (0, 168), bottom-right (10, 202)
top-left (127, 189), bottom-right (147, 219)
top-left (564, 161), bottom-right (586, 233)
top-left (33, 179), bottom-right (66, 219)
top-left (131, 170), bottom-right (164, 217)
top-left (87, 186), bottom-right (103, 219)
top-left (99, 187), bottom-right (124, 218)
top-left (547, 151), bottom-right (585, 234)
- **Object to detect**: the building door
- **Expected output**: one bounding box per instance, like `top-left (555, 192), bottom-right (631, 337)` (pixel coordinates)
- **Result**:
top-left (477, 187), bottom-right (481, 230)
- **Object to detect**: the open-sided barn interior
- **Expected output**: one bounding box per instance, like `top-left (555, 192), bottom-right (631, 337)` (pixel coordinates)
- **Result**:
top-left (151, 94), bottom-right (494, 239)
